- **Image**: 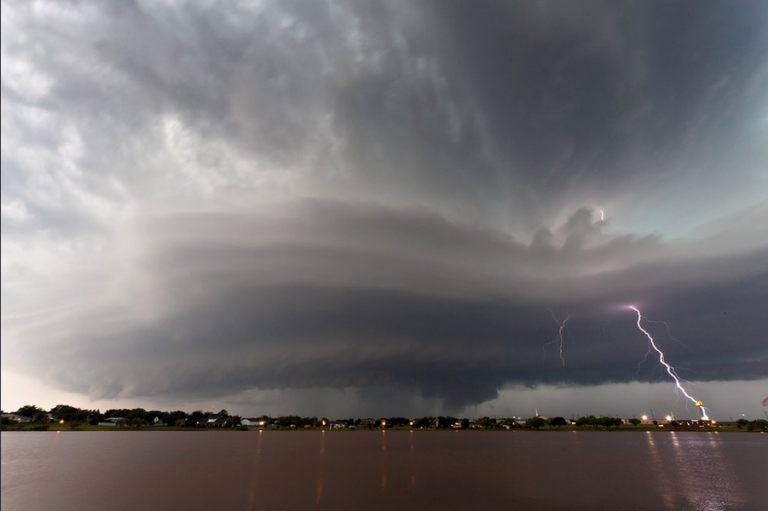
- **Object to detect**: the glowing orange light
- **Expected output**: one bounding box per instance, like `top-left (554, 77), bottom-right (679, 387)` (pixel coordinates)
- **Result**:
top-left (59, 420), bottom-right (64, 424)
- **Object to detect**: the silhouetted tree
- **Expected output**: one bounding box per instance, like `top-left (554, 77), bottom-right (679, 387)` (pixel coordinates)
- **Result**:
top-left (526, 417), bottom-right (547, 430)
top-left (14, 405), bottom-right (45, 419)
top-left (549, 417), bottom-right (567, 428)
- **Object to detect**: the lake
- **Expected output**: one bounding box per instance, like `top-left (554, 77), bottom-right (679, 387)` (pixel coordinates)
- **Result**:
top-left (1, 430), bottom-right (765, 510)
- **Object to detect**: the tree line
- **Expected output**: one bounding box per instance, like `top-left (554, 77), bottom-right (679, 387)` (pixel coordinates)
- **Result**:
top-left (3, 404), bottom-right (766, 431)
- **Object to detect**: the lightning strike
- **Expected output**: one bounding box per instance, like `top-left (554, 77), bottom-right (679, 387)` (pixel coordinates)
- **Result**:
top-left (600, 209), bottom-right (605, 222)
top-left (629, 306), bottom-right (709, 420)
top-left (543, 310), bottom-right (570, 367)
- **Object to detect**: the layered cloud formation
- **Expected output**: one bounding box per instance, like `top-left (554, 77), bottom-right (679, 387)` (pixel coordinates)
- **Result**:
top-left (2, 0), bottom-right (767, 413)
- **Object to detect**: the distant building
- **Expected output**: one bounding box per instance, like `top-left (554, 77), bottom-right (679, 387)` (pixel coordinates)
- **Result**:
top-left (2, 414), bottom-right (31, 423)
top-left (98, 417), bottom-right (124, 427)
top-left (201, 416), bottom-right (232, 428)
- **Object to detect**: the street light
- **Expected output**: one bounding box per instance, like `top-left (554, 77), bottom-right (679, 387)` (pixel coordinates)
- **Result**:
top-left (641, 415), bottom-right (648, 421)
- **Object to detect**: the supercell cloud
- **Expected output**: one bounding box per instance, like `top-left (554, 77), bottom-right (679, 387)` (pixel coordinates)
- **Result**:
top-left (2, 0), bottom-right (767, 415)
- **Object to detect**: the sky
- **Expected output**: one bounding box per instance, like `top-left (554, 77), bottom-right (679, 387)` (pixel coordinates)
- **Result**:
top-left (2, 0), bottom-right (767, 420)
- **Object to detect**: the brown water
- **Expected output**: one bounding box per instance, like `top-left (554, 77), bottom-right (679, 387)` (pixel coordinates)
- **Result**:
top-left (1, 430), bottom-right (765, 510)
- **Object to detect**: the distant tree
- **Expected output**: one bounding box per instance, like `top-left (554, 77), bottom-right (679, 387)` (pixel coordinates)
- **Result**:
top-left (599, 416), bottom-right (623, 430)
top-left (163, 411), bottom-right (186, 426)
top-left (14, 405), bottom-right (45, 418)
top-left (549, 417), bottom-right (567, 428)
top-left (126, 408), bottom-right (147, 421)
top-left (50, 404), bottom-right (80, 422)
top-left (736, 418), bottom-right (748, 430)
top-left (69, 421), bottom-right (82, 430)
top-left (120, 418), bottom-right (147, 430)
top-left (479, 416), bottom-right (493, 428)
top-left (461, 418), bottom-right (470, 429)
top-left (387, 417), bottom-right (411, 427)
top-left (104, 409), bottom-right (131, 419)
top-left (87, 410), bottom-right (104, 425)
top-left (526, 417), bottom-right (547, 430)
top-left (218, 409), bottom-right (229, 417)
top-left (629, 418), bottom-right (641, 429)
top-left (189, 411), bottom-right (205, 427)
top-left (414, 417), bottom-right (432, 429)
top-left (72, 409), bottom-right (90, 423)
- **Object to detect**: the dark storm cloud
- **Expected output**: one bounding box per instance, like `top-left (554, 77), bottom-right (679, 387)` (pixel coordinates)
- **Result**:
top-left (2, 0), bottom-right (767, 411)
top-left (10, 201), bottom-right (768, 408)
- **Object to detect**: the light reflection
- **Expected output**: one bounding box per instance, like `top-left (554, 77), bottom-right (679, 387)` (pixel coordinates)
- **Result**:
top-left (665, 432), bottom-right (744, 510)
top-left (644, 432), bottom-right (675, 510)
top-left (380, 428), bottom-right (387, 491)
top-left (246, 430), bottom-right (264, 510)
top-left (409, 429), bottom-right (417, 492)
top-left (315, 431), bottom-right (326, 505)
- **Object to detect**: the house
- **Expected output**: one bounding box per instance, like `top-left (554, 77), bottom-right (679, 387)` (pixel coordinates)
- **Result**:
top-left (175, 418), bottom-right (188, 427)
top-left (241, 418), bottom-right (265, 427)
top-left (201, 416), bottom-right (232, 428)
top-left (98, 417), bottom-right (125, 427)
top-left (2, 414), bottom-right (31, 423)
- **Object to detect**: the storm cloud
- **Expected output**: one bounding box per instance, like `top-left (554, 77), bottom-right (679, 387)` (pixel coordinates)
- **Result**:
top-left (2, 0), bottom-right (767, 415)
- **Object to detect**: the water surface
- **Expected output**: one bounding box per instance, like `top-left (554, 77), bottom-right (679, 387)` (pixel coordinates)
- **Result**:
top-left (2, 430), bottom-right (765, 510)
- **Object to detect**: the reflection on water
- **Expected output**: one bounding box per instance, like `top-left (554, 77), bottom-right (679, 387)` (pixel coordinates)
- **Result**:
top-left (315, 430), bottom-right (325, 505)
top-left (246, 430), bottom-right (263, 509)
top-left (645, 431), bottom-right (749, 511)
top-left (409, 430), bottom-right (416, 492)
top-left (380, 430), bottom-right (387, 491)
top-left (1, 431), bottom-right (765, 511)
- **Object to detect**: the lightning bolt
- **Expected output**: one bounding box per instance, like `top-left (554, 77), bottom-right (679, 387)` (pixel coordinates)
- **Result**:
top-left (600, 209), bottom-right (605, 222)
top-left (629, 306), bottom-right (709, 420)
top-left (543, 310), bottom-right (570, 367)
top-left (642, 317), bottom-right (692, 351)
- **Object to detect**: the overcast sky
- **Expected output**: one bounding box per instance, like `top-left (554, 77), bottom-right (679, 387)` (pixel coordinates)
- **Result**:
top-left (2, 0), bottom-right (767, 420)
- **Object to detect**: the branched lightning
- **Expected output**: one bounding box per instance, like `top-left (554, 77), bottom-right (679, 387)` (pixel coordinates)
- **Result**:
top-left (629, 306), bottom-right (709, 420)
top-left (543, 310), bottom-right (570, 367)
top-left (643, 318), bottom-right (692, 351)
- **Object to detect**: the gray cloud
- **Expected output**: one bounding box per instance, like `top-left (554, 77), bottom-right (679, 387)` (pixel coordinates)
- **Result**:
top-left (2, 0), bottom-right (767, 414)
